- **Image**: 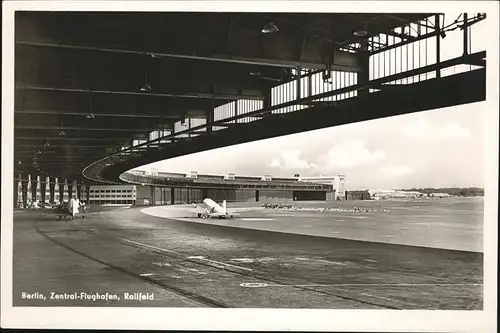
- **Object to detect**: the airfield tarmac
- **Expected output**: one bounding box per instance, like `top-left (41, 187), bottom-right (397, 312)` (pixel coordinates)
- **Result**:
top-left (142, 199), bottom-right (483, 252)
top-left (12, 199), bottom-right (483, 309)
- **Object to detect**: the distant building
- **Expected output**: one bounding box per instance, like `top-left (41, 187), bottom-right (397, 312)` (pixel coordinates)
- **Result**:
top-left (346, 190), bottom-right (370, 200)
top-left (224, 173), bottom-right (236, 180)
top-left (297, 175), bottom-right (346, 200)
top-left (370, 189), bottom-right (424, 199)
top-left (430, 192), bottom-right (452, 198)
top-left (88, 185), bottom-right (137, 205)
top-left (186, 171), bottom-right (198, 179)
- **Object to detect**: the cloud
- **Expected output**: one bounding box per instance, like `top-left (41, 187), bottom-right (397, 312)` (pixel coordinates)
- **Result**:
top-left (269, 150), bottom-right (315, 170)
top-left (318, 140), bottom-right (386, 170)
top-left (383, 165), bottom-right (414, 177)
top-left (403, 120), bottom-right (470, 141)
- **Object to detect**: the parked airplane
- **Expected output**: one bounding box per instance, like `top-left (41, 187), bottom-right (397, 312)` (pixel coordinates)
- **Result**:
top-left (191, 198), bottom-right (264, 219)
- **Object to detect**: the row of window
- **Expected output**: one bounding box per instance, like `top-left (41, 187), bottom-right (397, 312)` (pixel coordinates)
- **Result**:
top-left (89, 194), bottom-right (134, 198)
top-left (88, 200), bottom-right (135, 204)
top-left (89, 189), bottom-right (134, 193)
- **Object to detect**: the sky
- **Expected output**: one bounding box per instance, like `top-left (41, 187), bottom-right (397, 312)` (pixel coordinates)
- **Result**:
top-left (135, 15), bottom-right (489, 190)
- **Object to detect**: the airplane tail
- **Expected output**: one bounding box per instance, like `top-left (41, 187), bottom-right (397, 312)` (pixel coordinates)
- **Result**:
top-left (222, 200), bottom-right (227, 214)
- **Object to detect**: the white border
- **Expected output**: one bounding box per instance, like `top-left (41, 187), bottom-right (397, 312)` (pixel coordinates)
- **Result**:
top-left (2, 1), bottom-right (498, 332)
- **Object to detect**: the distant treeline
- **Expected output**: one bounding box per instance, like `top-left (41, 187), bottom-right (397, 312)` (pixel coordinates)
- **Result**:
top-left (399, 187), bottom-right (484, 197)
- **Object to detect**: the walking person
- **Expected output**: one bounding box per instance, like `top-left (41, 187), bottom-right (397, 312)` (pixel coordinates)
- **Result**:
top-left (68, 195), bottom-right (80, 220)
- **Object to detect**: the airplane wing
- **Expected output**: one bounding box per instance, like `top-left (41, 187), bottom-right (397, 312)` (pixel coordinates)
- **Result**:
top-left (226, 207), bottom-right (266, 214)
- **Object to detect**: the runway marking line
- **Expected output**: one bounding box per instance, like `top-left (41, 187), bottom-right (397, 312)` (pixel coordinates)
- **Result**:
top-left (239, 283), bottom-right (480, 307)
top-left (121, 238), bottom-right (179, 255)
top-left (363, 259), bottom-right (378, 263)
top-left (121, 238), bottom-right (253, 272)
top-left (295, 257), bottom-right (349, 266)
top-left (240, 283), bottom-right (483, 287)
top-left (187, 256), bottom-right (253, 272)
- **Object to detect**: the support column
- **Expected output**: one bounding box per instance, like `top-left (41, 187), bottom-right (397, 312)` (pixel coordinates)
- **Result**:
top-left (262, 92), bottom-right (272, 119)
top-left (49, 177), bottom-right (56, 203)
top-left (63, 179), bottom-right (69, 202)
top-left (58, 179), bottom-right (65, 203)
top-left (31, 175), bottom-right (37, 205)
top-left (463, 13), bottom-right (468, 56)
top-left (68, 182), bottom-right (74, 200)
top-left (14, 173), bottom-right (19, 208)
top-left (77, 184), bottom-right (82, 200)
top-left (296, 67), bottom-right (301, 99)
top-left (307, 69), bottom-right (313, 97)
top-left (435, 14), bottom-right (441, 78)
top-left (41, 177), bottom-right (47, 204)
top-left (358, 50), bottom-right (370, 97)
top-left (234, 100), bottom-right (238, 124)
top-left (187, 188), bottom-right (190, 204)
top-left (36, 176), bottom-right (42, 203)
top-left (44, 176), bottom-right (50, 203)
top-left (255, 190), bottom-right (260, 202)
top-left (21, 174), bottom-right (28, 208)
top-left (72, 180), bottom-right (78, 199)
top-left (85, 184), bottom-right (91, 203)
top-left (170, 187), bottom-right (175, 205)
top-left (207, 108), bottom-right (213, 133)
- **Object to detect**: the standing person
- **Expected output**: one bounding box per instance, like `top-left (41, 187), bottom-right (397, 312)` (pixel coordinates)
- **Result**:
top-left (68, 195), bottom-right (80, 219)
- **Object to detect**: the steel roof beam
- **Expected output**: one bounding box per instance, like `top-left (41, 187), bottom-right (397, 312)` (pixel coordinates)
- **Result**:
top-left (15, 40), bottom-right (358, 72)
top-left (15, 136), bottom-right (137, 141)
top-left (15, 125), bottom-right (158, 132)
top-left (16, 144), bottom-right (118, 148)
top-left (16, 85), bottom-right (264, 101)
top-left (15, 109), bottom-right (204, 119)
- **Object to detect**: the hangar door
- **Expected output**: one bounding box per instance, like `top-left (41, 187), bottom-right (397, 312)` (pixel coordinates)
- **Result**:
top-left (293, 191), bottom-right (326, 201)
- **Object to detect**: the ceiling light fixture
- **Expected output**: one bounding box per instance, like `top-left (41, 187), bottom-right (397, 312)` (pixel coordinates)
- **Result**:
top-left (261, 22), bottom-right (279, 34)
top-left (140, 55), bottom-right (152, 93)
top-left (353, 30), bottom-right (368, 37)
top-left (249, 72), bottom-right (261, 76)
top-left (86, 90), bottom-right (96, 119)
top-left (59, 130), bottom-right (66, 136)
top-left (140, 83), bottom-right (152, 93)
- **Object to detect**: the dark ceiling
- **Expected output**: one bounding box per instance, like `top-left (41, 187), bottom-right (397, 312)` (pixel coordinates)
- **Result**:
top-left (14, 11), bottom-right (433, 181)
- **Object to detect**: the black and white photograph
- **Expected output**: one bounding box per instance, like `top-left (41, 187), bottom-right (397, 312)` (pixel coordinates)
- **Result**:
top-left (1, 1), bottom-right (498, 332)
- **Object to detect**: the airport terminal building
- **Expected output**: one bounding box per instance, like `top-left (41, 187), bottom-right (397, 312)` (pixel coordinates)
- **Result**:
top-left (123, 170), bottom-right (340, 206)
top-left (15, 170), bottom-right (343, 206)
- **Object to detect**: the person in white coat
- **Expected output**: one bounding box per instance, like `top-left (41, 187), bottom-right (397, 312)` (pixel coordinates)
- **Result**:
top-left (68, 195), bottom-right (80, 219)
